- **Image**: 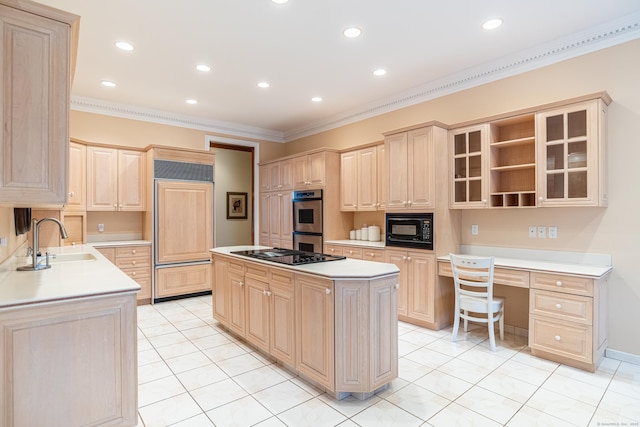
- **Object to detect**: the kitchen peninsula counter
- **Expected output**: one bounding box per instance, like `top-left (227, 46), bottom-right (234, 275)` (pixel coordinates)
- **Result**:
top-left (0, 244), bottom-right (139, 426)
top-left (211, 246), bottom-right (400, 400)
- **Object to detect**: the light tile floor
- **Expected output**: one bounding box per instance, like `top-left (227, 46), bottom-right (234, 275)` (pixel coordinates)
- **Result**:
top-left (136, 296), bottom-right (640, 427)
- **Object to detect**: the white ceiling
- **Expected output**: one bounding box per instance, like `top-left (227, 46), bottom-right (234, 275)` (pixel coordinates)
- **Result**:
top-left (35, 0), bottom-right (640, 142)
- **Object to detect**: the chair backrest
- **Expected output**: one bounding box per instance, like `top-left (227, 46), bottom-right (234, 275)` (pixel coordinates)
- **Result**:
top-left (449, 253), bottom-right (496, 300)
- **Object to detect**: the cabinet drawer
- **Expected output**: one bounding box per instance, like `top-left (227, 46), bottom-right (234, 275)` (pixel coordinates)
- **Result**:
top-left (120, 265), bottom-right (151, 280)
top-left (343, 247), bottom-right (363, 259)
top-left (362, 249), bottom-right (385, 262)
top-left (245, 262), bottom-right (269, 281)
top-left (530, 289), bottom-right (593, 324)
top-left (324, 244), bottom-right (343, 256)
top-left (270, 268), bottom-right (294, 290)
top-left (115, 245), bottom-right (150, 258)
top-left (531, 272), bottom-right (593, 296)
top-left (530, 316), bottom-right (592, 363)
top-left (116, 256), bottom-right (151, 269)
top-left (229, 259), bottom-right (244, 274)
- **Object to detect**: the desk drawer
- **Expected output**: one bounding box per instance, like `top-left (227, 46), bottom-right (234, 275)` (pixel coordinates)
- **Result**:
top-left (530, 316), bottom-right (592, 364)
top-left (530, 289), bottom-right (592, 325)
top-left (438, 261), bottom-right (529, 288)
top-left (531, 272), bottom-right (593, 296)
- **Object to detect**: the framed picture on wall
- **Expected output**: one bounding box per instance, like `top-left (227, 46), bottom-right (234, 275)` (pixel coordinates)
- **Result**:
top-left (226, 192), bottom-right (247, 219)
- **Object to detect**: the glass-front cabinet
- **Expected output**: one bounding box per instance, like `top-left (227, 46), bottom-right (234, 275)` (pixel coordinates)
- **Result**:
top-left (449, 124), bottom-right (489, 208)
top-left (536, 99), bottom-right (608, 207)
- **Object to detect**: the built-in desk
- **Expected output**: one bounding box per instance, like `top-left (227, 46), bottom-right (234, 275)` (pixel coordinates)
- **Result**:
top-left (437, 246), bottom-right (612, 372)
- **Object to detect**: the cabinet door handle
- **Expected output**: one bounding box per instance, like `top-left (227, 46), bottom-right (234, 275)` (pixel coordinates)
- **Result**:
top-left (325, 288), bottom-right (331, 295)
top-left (555, 281), bottom-right (563, 287)
top-left (402, 256), bottom-right (407, 261)
top-left (395, 283), bottom-right (400, 289)
top-left (407, 256), bottom-right (412, 261)
top-left (554, 335), bottom-right (561, 341)
top-left (555, 303), bottom-right (562, 310)
top-left (239, 281), bottom-right (244, 286)
top-left (267, 291), bottom-right (272, 297)
top-left (69, 191), bottom-right (74, 197)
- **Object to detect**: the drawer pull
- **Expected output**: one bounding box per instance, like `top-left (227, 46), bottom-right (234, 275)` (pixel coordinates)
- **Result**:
top-left (132, 272), bottom-right (136, 276)
top-left (555, 335), bottom-right (561, 341)
top-left (370, 252), bottom-right (374, 257)
top-left (132, 249), bottom-right (136, 254)
top-left (556, 281), bottom-right (563, 287)
top-left (132, 260), bottom-right (136, 265)
top-left (555, 303), bottom-right (562, 309)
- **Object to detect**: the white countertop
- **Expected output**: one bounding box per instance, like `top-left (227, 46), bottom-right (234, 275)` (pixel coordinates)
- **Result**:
top-left (438, 245), bottom-right (612, 278)
top-left (0, 245), bottom-right (141, 309)
top-left (324, 240), bottom-right (385, 249)
top-left (88, 240), bottom-right (151, 247)
top-left (211, 246), bottom-right (399, 280)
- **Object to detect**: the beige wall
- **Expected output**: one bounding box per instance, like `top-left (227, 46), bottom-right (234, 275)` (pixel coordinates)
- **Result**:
top-left (211, 148), bottom-right (254, 247)
top-left (1, 38), bottom-right (638, 356)
top-left (285, 39), bottom-right (640, 356)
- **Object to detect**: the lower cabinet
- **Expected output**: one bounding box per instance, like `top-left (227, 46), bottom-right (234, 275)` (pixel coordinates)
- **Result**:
top-left (96, 244), bottom-right (152, 303)
top-left (211, 253), bottom-right (399, 397)
top-left (0, 293), bottom-right (137, 427)
top-left (155, 263), bottom-right (211, 300)
top-left (529, 272), bottom-right (608, 372)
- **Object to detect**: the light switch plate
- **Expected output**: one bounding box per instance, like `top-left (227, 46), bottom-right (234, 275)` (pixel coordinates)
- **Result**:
top-left (549, 226), bottom-right (558, 238)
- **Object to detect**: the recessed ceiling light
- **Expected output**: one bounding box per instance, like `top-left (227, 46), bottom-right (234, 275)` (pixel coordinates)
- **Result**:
top-left (373, 69), bottom-right (387, 77)
top-left (100, 80), bottom-right (117, 87)
top-left (115, 41), bottom-right (134, 51)
top-left (482, 18), bottom-right (503, 30)
top-left (196, 64), bottom-right (211, 72)
top-left (257, 82), bottom-right (270, 88)
top-left (186, 99), bottom-right (198, 105)
top-left (343, 27), bottom-right (362, 38)
top-left (272, 0), bottom-right (288, 4)
top-left (311, 97), bottom-right (322, 102)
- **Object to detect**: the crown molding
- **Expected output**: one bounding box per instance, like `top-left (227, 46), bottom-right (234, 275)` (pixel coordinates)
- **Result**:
top-left (70, 97), bottom-right (286, 143)
top-left (71, 11), bottom-right (640, 144)
top-left (283, 11), bottom-right (640, 142)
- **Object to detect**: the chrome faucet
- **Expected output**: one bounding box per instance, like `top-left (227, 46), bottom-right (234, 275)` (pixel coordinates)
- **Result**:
top-left (17, 218), bottom-right (68, 271)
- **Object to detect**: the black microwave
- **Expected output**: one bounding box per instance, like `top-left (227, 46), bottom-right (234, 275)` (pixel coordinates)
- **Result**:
top-left (386, 213), bottom-right (433, 250)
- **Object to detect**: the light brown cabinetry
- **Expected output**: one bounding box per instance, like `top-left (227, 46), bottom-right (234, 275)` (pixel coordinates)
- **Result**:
top-left (529, 271), bottom-right (608, 371)
top-left (213, 256), bottom-right (246, 337)
top-left (96, 244), bottom-right (152, 302)
top-left (449, 95), bottom-right (610, 209)
top-left (296, 274), bottom-right (335, 390)
top-left (340, 146), bottom-right (379, 211)
top-left (67, 142), bottom-right (87, 211)
top-left (0, 1), bottom-right (78, 206)
top-left (0, 293), bottom-right (137, 427)
top-left (385, 249), bottom-right (439, 327)
top-left (536, 99), bottom-right (608, 207)
top-left (259, 160), bottom-right (293, 192)
top-left (385, 127), bottom-right (436, 211)
top-left (292, 152), bottom-right (327, 189)
top-left (259, 191), bottom-right (293, 248)
top-left (87, 146), bottom-right (146, 211)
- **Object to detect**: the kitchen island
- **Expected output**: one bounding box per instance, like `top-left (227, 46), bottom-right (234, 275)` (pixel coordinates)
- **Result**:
top-left (211, 246), bottom-right (400, 400)
top-left (0, 245), bottom-right (139, 427)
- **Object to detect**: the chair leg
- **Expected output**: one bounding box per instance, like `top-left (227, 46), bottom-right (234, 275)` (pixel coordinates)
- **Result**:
top-left (499, 309), bottom-right (504, 341)
top-left (463, 310), bottom-right (468, 332)
top-left (451, 313), bottom-right (460, 342)
top-left (488, 315), bottom-right (497, 351)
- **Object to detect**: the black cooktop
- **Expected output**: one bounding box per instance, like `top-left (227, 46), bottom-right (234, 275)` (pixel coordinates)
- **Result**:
top-left (231, 248), bottom-right (346, 266)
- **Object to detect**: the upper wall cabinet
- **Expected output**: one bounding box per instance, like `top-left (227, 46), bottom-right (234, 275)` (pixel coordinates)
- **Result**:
top-left (292, 152), bottom-right (326, 189)
top-left (0, 2), bottom-right (79, 206)
top-left (259, 159), bottom-right (293, 193)
top-left (536, 99), bottom-right (608, 207)
top-left (87, 146), bottom-right (146, 211)
top-left (385, 127), bottom-right (436, 212)
top-left (66, 142), bottom-right (86, 211)
top-left (340, 145), bottom-right (380, 211)
top-left (449, 94), bottom-right (610, 209)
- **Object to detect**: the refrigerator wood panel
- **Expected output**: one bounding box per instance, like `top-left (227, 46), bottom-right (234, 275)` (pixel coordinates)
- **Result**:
top-left (156, 180), bottom-right (213, 264)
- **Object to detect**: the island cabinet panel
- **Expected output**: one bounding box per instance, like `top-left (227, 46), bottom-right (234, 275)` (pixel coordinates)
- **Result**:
top-left (228, 269), bottom-right (246, 337)
top-left (0, 293), bottom-right (137, 427)
top-left (245, 276), bottom-right (270, 353)
top-left (295, 274), bottom-right (335, 390)
top-left (268, 269), bottom-right (296, 367)
top-left (212, 256), bottom-right (230, 325)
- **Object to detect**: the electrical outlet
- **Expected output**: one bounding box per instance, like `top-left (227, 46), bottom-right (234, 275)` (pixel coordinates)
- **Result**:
top-left (98, 223), bottom-right (104, 232)
top-left (538, 226), bottom-right (546, 238)
top-left (549, 226), bottom-right (558, 238)
top-left (528, 226), bottom-right (536, 238)
top-left (0, 236), bottom-right (7, 247)
top-left (471, 224), bottom-right (478, 235)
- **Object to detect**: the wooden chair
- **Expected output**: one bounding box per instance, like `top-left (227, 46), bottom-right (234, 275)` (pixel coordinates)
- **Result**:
top-left (449, 253), bottom-right (504, 351)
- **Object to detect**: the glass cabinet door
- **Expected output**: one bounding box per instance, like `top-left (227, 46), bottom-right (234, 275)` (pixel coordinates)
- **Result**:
top-left (537, 99), bottom-right (604, 207)
top-left (450, 124), bottom-right (488, 208)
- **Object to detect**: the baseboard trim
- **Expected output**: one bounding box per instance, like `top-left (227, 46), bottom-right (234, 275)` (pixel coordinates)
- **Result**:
top-left (605, 348), bottom-right (640, 366)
